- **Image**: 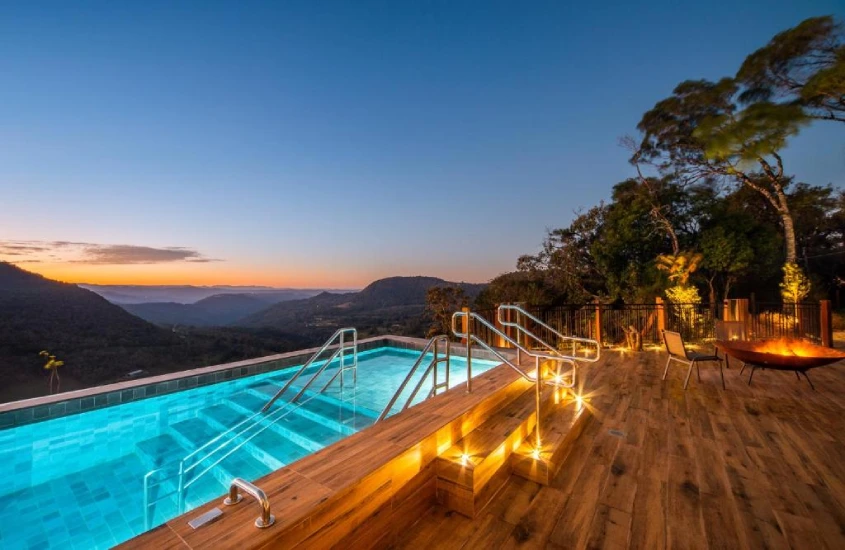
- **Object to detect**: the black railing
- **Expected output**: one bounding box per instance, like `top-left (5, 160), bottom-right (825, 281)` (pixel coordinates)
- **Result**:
top-left (749, 302), bottom-right (821, 343)
top-left (467, 301), bottom-right (823, 348)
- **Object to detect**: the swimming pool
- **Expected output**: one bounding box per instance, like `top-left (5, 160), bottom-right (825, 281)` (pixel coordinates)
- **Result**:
top-left (0, 346), bottom-right (498, 549)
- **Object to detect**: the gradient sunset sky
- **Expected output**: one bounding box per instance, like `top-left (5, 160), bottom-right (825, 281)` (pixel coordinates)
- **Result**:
top-left (2, 1), bottom-right (843, 288)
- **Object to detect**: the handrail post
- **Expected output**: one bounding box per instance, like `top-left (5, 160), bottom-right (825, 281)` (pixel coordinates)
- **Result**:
top-left (433, 339), bottom-right (439, 392)
top-left (466, 309), bottom-right (472, 394)
top-left (535, 355), bottom-right (542, 451)
top-left (445, 338), bottom-right (451, 390)
top-left (340, 329), bottom-right (346, 389)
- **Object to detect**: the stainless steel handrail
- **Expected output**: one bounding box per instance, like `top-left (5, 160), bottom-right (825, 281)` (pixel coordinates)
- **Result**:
top-left (224, 478), bottom-right (275, 528)
top-left (143, 385), bottom-right (330, 527)
top-left (452, 310), bottom-right (568, 451)
top-left (262, 327), bottom-right (357, 412)
top-left (377, 335), bottom-right (451, 422)
top-left (497, 304), bottom-right (601, 363)
top-left (451, 311), bottom-right (576, 371)
top-left (143, 328), bottom-right (359, 527)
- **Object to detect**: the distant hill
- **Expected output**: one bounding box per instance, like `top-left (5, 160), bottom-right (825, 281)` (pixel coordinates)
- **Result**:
top-left (80, 284), bottom-right (344, 305)
top-left (0, 263), bottom-right (312, 400)
top-left (0, 262), bottom-right (177, 384)
top-left (242, 276), bottom-right (486, 338)
top-left (122, 293), bottom-right (282, 326)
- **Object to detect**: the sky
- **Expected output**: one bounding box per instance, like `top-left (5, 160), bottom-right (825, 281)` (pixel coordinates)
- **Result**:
top-left (1, 0), bottom-right (843, 288)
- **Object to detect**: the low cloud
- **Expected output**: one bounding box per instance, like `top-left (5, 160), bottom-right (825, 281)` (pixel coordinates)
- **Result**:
top-left (0, 240), bottom-right (222, 265)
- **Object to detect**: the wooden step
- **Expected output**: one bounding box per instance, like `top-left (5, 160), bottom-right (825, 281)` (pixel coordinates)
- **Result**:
top-left (435, 384), bottom-right (556, 518)
top-left (511, 391), bottom-right (593, 485)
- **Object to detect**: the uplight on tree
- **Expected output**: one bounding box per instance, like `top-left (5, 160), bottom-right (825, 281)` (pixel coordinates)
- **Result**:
top-left (779, 262), bottom-right (811, 303)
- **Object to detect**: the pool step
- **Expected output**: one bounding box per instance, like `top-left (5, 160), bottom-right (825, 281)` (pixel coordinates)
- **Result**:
top-left (510, 393), bottom-right (592, 485)
top-left (198, 403), bottom-right (311, 469)
top-left (435, 385), bottom-right (557, 518)
top-left (246, 382), bottom-right (377, 433)
top-left (136, 434), bottom-right (228, 526)
top-left (226, 391), bottom-right (345, 452)
top-left (169, 417), bottom-right (268, 486)
top-left (251, 378), bottom-right (380, 421)
top-left (135, 433), bottom-right (189, 471)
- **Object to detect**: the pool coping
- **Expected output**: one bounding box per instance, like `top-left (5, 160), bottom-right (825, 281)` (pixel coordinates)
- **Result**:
top-left (0, 336), bottom-right (509, 429)
top-left (118, 350), bottom-right (529, 550)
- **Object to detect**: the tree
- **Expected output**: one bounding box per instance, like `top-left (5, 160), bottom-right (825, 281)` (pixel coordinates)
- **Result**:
top-left (593, 178), bottom-right (690, 301)
top-left (474, 270), bottom-right (556, 309)
top-left (780, 262), bottom-right (811, 302)
top-left (656, 252), bottom-right (703, 304)
top-left (637, 78), bottom-right (806, 265)
top-left (516, 204), bottom-right (609, 302)
top-left (698, 226), bottom-right (754, 302)
top-left (39, 350), bottom-right (64, 394)
top-left (424, 286), bottom-right (467, 338)
top-left (737, 16), bottom-right (845, 124)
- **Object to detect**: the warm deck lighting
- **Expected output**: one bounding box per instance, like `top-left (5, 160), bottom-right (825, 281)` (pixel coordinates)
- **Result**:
top-left (460, 453), bottom-right (470, 466)
top-left (531, 447), bottom-right (541, 460)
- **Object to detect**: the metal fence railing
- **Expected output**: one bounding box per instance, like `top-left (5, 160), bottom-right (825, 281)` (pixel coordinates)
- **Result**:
top-left (468, 301), bottom-right (824, 348)
top-left (749, 302), bottom-right (821, 343)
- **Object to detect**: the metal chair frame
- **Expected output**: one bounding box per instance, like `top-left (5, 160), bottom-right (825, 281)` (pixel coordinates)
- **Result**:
top-left (714, 320), bottom-right (747, 371)
top-left (662, 330), bottom-right (725, 390)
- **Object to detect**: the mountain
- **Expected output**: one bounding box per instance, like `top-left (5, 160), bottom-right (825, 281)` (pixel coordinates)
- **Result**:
top-left (122, 293), bottom-right (280, 326)
top-left (0, 263), bottom-right (312, 401)
top-left (0, 262), bottom-right (177, 384)
top-left (242, 276), bottom-right (486, 338)
top-left (80, 284), bottom-right (343, 305)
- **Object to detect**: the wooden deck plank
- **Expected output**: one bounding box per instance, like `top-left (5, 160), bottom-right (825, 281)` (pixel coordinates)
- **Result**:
top-left (391, 350), bottom-right (845, 550)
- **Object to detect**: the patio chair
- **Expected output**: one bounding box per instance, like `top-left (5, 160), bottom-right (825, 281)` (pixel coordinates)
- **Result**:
top-left (662, 330), bottom-right (725, 389)
top-left (714, 320), bottom-right (747, 370)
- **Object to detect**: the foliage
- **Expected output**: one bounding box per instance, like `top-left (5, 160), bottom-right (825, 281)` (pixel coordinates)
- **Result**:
top-left (780, 262), bottom-right (812, 303)
top-left (656, 252), bottom-right (703, 304)
top-left (474, 270), bottom-right (557, 309)
top-left (736, 16), bottom-right (845, 123)
top-left (693, 101), bottom-right (809, 165)
top-left (39, 350), bottom-right (64, 394)
top-left (664, 285), bottom-right (702, 305)
top-left (635, 75), bottom-right (802, 263)
top-left (424, 286), bottom-right (468, 338)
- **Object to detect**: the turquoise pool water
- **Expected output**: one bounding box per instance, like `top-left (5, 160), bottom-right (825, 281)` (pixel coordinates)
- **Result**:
top-left (0, 346), bottom-right (498, 549)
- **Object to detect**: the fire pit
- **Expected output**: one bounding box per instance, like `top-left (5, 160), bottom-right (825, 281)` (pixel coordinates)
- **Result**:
top-left (715, 338), bottom-right (845, 389)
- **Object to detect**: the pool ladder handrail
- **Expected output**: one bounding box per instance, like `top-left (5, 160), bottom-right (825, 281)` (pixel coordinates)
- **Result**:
top-left (262, 327), bottom-right (357, 412)
top-left (142, 385), bottom-right (329, 530)
top-left (497, 304), bottom-right (601, 365)
top-left (452, 309), bottom-right (588, 452)
top-left (142, 328), bottom-right (358, 529)
top-left (377, 335), bottom-right (452, 422)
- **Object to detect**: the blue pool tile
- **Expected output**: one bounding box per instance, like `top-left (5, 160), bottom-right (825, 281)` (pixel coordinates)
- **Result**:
top-left (0, 346), bottom-right (499, 548)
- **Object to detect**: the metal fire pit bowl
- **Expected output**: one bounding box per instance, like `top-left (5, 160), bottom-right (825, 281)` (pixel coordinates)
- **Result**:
top-left (715, 339), bottom-right (845, 389)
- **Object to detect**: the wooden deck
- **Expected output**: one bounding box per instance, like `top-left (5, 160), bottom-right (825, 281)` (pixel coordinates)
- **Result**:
top-left (391, 350), bottom-right (845, 550)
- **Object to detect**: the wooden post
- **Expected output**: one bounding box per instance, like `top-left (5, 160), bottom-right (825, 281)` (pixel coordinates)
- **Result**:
top-left (461, 306), bottom-right (469, 345)
top-left (594, 300), bottom-right (602, 345)
top-left (821, 300), bottom-right (833, 348)
top-left (494, 303), bottom-right (505, 348)
top-left (722, 299), bottom-right (731, 321)
top-left (656, 297), bottom-right (666, 333)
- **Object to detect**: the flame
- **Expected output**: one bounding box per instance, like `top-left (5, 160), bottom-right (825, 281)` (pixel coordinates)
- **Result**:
top-left (753, 339), bottom-right (821, 358)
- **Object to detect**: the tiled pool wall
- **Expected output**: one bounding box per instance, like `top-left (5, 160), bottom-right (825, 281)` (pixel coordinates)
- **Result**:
top-left (0, 336), bottom-right (508, 430)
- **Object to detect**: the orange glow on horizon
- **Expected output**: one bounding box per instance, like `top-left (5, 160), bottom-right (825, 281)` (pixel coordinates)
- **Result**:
top-left (16, 262), bottom-right (363, 289)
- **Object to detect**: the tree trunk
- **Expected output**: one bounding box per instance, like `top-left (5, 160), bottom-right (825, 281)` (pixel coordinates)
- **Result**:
top-left (736, 158), bottom-right (797, 265)
top-left (707, 277), bottom-right (716, 306)
top-left (780, 207), bottom-right (797, 264)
